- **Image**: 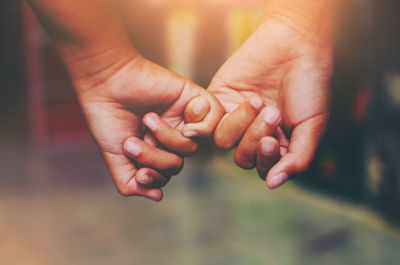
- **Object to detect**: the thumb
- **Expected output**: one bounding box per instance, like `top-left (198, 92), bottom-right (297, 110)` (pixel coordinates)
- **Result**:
top-left (265, 113), bottom-right (327, 189)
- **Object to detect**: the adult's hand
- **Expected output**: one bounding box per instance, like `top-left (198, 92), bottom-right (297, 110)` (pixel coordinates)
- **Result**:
top-left (210, 0), bottom-right (341, 189)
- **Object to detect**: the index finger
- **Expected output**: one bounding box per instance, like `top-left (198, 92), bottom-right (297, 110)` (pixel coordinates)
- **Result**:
top-left (234, 106), bottom-right (281, 169)
top-left (214, 96), bottom-right (264, 150)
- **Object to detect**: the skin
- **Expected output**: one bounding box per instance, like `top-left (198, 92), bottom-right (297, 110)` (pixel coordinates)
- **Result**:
top-left (27, 0), bottom-right (341, 198)
top-left (125, 0), bottom-right (342, 191)
top-left (27, 0), bottom-right (224, 201)
top-left (208, 0), bottom-right (342, 189)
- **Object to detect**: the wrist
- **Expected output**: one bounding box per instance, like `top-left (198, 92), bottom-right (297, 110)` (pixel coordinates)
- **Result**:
top-left (54, 12), bottom-right (139, 87)
top-left (27, 0), bottom-right (139, 92)
top-left (64, 39), bottom-right (138, 89)
top-left (262, 0), bottom-right (343, 46)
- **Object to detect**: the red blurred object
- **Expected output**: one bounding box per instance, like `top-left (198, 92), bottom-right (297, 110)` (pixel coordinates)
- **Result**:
top-left (22, 2), bottom-right (92, 150)
top-left (351, 86), bottom-right (372, 123)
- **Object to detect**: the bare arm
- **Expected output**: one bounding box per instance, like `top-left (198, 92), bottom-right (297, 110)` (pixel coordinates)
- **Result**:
top-left (264, 0), bottom-right (343, 44)
top-left (26, 0), bottom-right (137, 88)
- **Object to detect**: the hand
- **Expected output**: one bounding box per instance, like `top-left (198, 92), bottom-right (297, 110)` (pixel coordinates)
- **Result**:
top-left (76, 54), bottom-right (223, 201)
top-left (209, 13), bottom-right (333, 189)
top-left (27, 0), bottom-right (224, 202)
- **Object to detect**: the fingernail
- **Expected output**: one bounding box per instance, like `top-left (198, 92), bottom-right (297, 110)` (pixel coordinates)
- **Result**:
top-left (261, 140), bottom-right (276, 156)
top-left (183, 131), bottom-right (198, 137)
top-left (192, 97), bottom-right (208, 115)
top-left (262, 106), bottom-right (280, 125)
top-left (125, 140), bottom-right (142, 156)
top-left (250, 96), bottom-right (264, 109)
top-left (144, 115), bottom-right (158, 131)
top-left (268, 172), bottom-right (288, 188)
top-left (137, 174), bottom-right (153, 185)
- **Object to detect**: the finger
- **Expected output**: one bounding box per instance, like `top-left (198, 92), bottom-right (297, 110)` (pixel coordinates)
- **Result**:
top-left (143, 132), bottom-right (158, 147)
top-left (123, 137), bottom-right (184, 175)
top-left (182, 90), bottom-right (225, 137)
top-left (102, 152), bottom-right (163, 201)
top-left (275, 126), bottom-right (290, 156)
top-left (256, 137), bottom-right (281, 180)
top-left (143, 113), bottom-right (198, 156)
top-left (266, 114), bottom-right (327, 189)
top-left (184, 96), bottom-right (210, 123)
top-left (135, 167), bottom-right (170, 188)
top-left (214, 96), bottom-right (264, 150)
top-left (234, 106), bottom-right (281, 169)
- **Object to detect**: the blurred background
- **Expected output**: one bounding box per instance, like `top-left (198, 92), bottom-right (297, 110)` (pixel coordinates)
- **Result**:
top-left (1, 0), bottom-right (400, 264)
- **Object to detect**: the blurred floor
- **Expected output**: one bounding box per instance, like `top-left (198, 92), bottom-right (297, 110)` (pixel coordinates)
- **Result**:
top-left (0, 142), bottom-right (399, 265)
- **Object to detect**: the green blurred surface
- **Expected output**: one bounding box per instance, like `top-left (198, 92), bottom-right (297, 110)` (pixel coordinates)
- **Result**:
top-left (0, 154), bottom-right (399, 265)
